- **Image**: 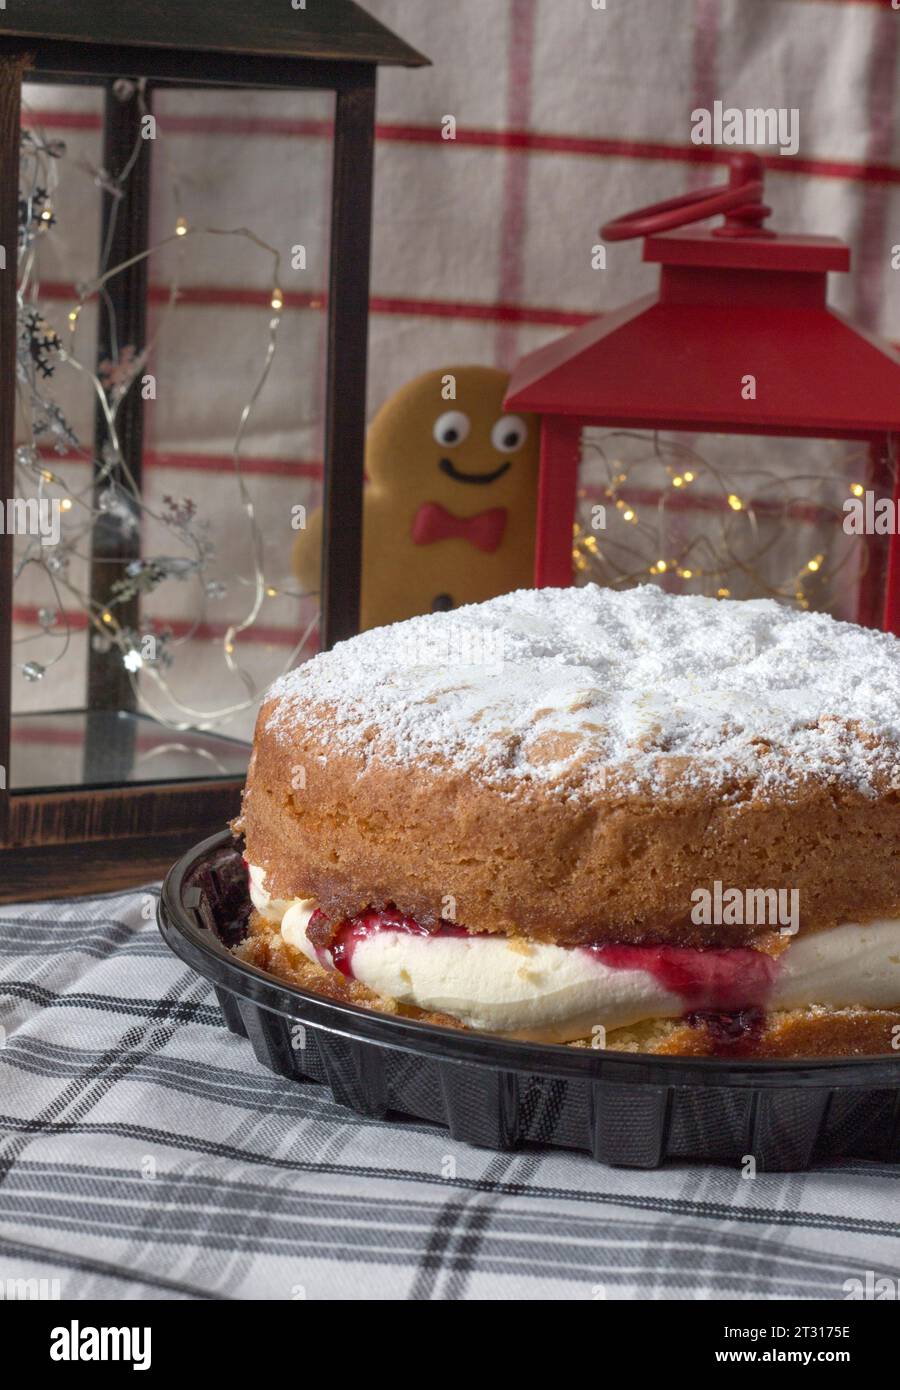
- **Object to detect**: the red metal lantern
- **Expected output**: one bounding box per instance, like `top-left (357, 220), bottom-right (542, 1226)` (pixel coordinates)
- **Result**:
top-left (505, 153), bottom-right (900, 633)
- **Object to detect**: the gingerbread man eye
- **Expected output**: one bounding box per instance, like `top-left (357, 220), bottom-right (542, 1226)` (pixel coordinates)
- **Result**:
top-left (433, 410), bottom-right (471, 448)
top-left (490, 415), bottom-right (528, 454)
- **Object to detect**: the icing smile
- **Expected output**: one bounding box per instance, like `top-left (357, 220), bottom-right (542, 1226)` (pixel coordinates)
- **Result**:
top-left (438, 456), bottom-right (512, 485)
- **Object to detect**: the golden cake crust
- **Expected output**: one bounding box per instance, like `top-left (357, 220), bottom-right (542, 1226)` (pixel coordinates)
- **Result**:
top-left (239, 714), bottom-right (900, 946)
top-left (604, 1008), bottom-right (900, 1058)
top-left (240, 586), bottom-right (900, 948)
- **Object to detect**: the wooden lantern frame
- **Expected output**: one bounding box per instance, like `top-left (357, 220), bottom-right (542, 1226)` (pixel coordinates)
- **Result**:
top-left (0, 2), bottom-right (427, 900)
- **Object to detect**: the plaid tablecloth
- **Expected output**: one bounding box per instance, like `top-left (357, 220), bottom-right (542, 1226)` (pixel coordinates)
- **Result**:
top-left (0, 884), bottom-right (897, 1302)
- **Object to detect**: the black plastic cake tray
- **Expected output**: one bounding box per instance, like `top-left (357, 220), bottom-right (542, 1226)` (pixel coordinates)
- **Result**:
top-left (158, 830), bottom-right (900, 1171)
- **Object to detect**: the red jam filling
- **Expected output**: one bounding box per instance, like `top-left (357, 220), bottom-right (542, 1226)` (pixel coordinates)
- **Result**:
top-left (309, 907), bottom-right (467, 977)
top-left (585, 943), bottom-right (779, 1011)
top-left (687, 1005), bottom-right (766, 1051)
top-left (307, 908), bottom-right (780, 1016)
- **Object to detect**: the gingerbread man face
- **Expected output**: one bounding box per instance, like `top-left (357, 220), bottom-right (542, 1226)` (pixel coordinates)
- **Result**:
top-left (292, 365), bottom-right (541, 631)
top-left (360, 365), bottom-right (540, 627)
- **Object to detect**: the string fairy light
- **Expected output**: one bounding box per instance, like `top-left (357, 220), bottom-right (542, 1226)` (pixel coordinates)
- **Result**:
top-left (12, 101), bottom-right (320, 730)
top-left (572, 430), bottom-right (877, 612)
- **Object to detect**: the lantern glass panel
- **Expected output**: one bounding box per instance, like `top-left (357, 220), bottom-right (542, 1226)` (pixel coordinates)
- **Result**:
top-left (574, 429), bottom-right (881, 622)
top-left (10, 82), bottom-right (333, 792)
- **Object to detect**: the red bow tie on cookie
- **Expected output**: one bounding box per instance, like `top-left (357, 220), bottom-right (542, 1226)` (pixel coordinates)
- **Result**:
top-left (411, 501), bottom-right (507, 553)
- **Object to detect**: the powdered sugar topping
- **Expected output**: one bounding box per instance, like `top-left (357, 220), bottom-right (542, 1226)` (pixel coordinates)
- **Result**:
top-left (265, 585), bottom-right (900, 799)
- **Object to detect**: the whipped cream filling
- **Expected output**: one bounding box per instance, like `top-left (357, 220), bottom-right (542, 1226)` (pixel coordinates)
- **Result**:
top-left (248, 866), bottom-right (900, 1043)
top-left (247, 861), bottom-right (296, 922)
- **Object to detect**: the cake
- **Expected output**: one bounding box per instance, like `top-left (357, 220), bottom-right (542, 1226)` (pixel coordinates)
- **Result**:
top-left (233, 584), bottom-right (900, 1057)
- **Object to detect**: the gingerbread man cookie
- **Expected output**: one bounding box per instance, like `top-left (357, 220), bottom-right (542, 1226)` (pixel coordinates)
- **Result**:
top-left (293, 365), bottom-right (540, 630)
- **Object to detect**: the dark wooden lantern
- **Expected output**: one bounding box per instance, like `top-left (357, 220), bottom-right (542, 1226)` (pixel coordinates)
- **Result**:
top-left (0, 1), bottom-right (427, 900)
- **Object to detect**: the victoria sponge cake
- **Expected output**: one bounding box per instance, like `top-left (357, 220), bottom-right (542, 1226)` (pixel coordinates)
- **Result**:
top-left (232, 584), bottom-right (900, 1056)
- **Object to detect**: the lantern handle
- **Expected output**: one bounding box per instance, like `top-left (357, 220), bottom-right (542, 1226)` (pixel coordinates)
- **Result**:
top-left (601, 153), bottom-right (773, 242)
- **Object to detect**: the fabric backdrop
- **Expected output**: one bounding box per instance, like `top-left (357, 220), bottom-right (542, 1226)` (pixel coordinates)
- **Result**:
top-left (12, 0), bottom-right (900, 752)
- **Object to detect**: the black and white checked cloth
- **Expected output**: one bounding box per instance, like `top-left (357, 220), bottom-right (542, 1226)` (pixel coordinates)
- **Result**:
top-left (0, 884), bottom-right (897, 1301)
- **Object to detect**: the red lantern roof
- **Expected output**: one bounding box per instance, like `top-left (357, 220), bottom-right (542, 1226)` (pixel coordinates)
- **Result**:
top-left (505, 154), bottom-right (900, 439)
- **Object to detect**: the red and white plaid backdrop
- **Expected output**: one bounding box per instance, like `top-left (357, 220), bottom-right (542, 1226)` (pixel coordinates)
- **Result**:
top-left (13, 0), bottom-right (900, 750)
